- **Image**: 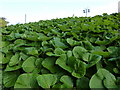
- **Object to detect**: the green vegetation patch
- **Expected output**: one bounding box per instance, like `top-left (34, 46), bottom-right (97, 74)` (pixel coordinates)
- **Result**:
top-left (1, 13), bottom-right (120, 89)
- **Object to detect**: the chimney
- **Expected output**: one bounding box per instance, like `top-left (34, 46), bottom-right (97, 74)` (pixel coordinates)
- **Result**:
top-left (118, 1), bottom-right (120, 13)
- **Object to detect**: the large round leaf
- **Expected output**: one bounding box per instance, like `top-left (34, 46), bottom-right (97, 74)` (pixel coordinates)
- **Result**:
top-left (14, 73), bottom-right (39, 88)
top-left (22, 56), bottom-right (36, 72)
top-left (89, 68), bottom-right (117, 88)
top-left (60, 75), bottom-right (73, 88)
top-left (36, 74), bottom-right (57, 88)
top-left (73, 46), bottom-right (87, 59)
top-left (72, 60), bottom-right (86, 78)
top-left (3, 71), bottom-right (20, 87)
top-left (42, 57), bottom-right (59, 73)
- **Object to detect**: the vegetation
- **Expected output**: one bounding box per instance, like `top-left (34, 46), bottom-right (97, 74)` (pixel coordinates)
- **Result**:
top-left (0, 17), bottom-right (9, 27)
top-left (1, 13), bottom-right (120, 89)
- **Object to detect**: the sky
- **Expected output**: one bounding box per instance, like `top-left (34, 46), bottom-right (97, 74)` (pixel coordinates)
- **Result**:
top-left (0, 0), bottom-right (119, 25)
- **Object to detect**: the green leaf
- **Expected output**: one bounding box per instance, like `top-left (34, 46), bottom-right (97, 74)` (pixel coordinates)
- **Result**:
top-left (91, 51), bottom-right (110, 58)
top-left (76, 77), bottom-right (89, 88)
top-left (107, 46), bottom-right (119, 57)
top-left (42, 57), bottom-right (58, 73)
top-left (91, 46), bottom-right (106, 52)
top-left (6, 32), bottom-right (16, 40)
top-left (66, 56), bottom-right (76, 68)
top-left (42, 41), bottom-right (48, 46)
top-left (89, 37), bottom-right (97, 43)
top-left (73, 46), bottom-right (87, 59)
top-left (54, 48), bottom-right (65, 55)
top-left (38, 33), bottom-right (51, 41)
top-left (14, 73), bottom-right (39, 88)
top-left (9, 52), bottom-right (20, 66)
top-left (72, 60), bottom-right (86, 78)
top-left (82, 53), bottom-right (90, 62)
top-left (53, 37), bottom-right (68, 49)
top-left (36, 74), bottom-right (57, 88)
top-left (24, 47), bottom-right (38, 55)
top-left (96, 61), bottom-right (103, 70)
top-left (87, 54), bottom-right (102, 68)
top-left (46, 48), bottom-right (65, 56)
top-left (26, 35), bottom-right (39, 41)
top-left (2, 52), bottom-right (13, 64)
top-left (14, 39), bottom-right (26, 45)
top-left (35, 58), bottom-right (43, 70)
top-left (41, 68), bottom-right (50, 74)
top-left (67, 50), bottom-right (73, 58)
top-left (1, 47), bottom-right (9, 53)
top-left (32, 58), bottom-right (44, 73)
top-left (66, 38), bottom-right (79, 46)
top-left (5, 61), bottom-right (23, 71)
top-left (89, 68), bottom-right (117, 88)
top-left (83, 41), bottom-right (94, 50)
top-left (20, 52), bottom-right (29, 60)
top-left (3, 71), bottom-right (20, 87)
top-left (56, 54), bottom-right (86, 78)
top-left (56, 54), bottom-right (73, 73)
top-left (46, 52), bottom-right (57, 56)
top-left (14, 33), bottom-right (22, 38)
top-left (108, 57), bottom-right (120, 61)
top-left (95, 38), bottom-right (109, 45)
top-left (0, 41), bottom-right (9, 48)
top-left (41, 46), bottom-right (53, 53)
top-left (103, 75), bottom-right (118, 88)
top-left (52, 83), bottom-right (62, 88)
top-left (22, 56), bottom-right (36, 72)
top-left (60, 75), bottom-right (73, 88)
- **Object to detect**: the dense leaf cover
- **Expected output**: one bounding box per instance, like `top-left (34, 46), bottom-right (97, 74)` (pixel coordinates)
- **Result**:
top-left (1, 13), bottom-right (120, 89)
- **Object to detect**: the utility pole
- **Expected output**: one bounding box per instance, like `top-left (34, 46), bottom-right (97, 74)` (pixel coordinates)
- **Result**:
top-left (83, 8), bottom-right (90, 17)
top-left (25, 14), bottom-right (26, 23)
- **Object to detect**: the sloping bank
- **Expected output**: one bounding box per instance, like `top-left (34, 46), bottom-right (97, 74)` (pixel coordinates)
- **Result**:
top-left (1, 13), bottom-right (120, 89)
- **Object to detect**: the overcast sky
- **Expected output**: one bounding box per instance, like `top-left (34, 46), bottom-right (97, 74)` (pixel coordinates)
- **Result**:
top-left (0, 0), bottom-right (119, 25)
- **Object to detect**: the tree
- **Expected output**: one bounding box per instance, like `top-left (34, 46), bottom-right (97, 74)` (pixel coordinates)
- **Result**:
top-left (0, 17), bottom-right (9, 27)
